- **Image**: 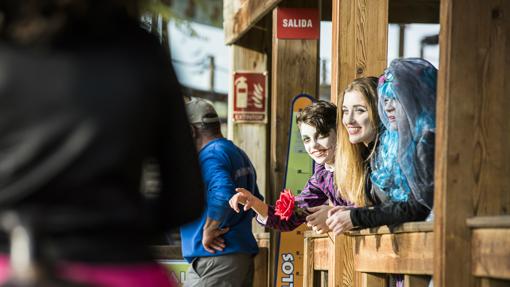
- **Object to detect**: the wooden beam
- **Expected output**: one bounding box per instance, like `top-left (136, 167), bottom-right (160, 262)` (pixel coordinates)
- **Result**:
top-left (331, 0), bottom-right (388, 106)
top-left (224, 0), bottom-right (282, 45)
top-left (389, 0), bottom-right (440, 24)
top-left (434, 1), bottom-right (510, 287)
top-left (480, 278), bottom-right (510, 287)
top-left (472, 229), bottom-right (510, 280)
top-left (353, 231), bottom-right (434, 275)
top-left (348, 221), bottom-right (433, 236)
top-left (467, 216), bottom-right (510, 228)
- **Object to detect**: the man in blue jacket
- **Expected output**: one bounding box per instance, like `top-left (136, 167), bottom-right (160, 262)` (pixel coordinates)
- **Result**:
top-left (181, 98), bottom-right (263, 287)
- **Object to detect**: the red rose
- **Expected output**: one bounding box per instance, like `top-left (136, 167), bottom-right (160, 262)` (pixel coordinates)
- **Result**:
top-left (274, 189), bottom-right (295, 221)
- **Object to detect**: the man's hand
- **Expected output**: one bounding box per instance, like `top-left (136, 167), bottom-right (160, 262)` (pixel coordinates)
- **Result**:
top-left (305, 205), bottom-right (332, 234)
top-left (202, 217), bottom-right (229, 254)
top-left (202, 225), bottom-right (229, 254)
top-left (325, 206), bottom-right (354, 236)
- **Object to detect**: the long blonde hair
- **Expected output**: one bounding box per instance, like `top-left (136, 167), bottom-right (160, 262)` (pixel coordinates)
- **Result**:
top-left (335, 77), bottom-right (380, 207)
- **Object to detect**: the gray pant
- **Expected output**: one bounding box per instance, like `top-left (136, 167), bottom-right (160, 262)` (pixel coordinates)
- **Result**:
top-left (184, 253), bottom-right (254, 287)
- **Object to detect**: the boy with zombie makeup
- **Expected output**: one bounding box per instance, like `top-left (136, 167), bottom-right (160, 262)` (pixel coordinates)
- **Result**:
top-left (230, 101), bottom-right (352, 233)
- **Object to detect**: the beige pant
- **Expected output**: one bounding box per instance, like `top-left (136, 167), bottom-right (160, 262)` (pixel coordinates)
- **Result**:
top-left (184, 253), bottom-right (254, 287)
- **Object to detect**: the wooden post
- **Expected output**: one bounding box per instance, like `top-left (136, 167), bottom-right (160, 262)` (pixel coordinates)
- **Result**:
top-left (434, 0), bottom-right (510, 287)
top-left (227, 14), bottom-right (272, 235)
top-left (331, 0), bottom-right (388, 105)
top-left (270, 0), bottom-right (319, 203)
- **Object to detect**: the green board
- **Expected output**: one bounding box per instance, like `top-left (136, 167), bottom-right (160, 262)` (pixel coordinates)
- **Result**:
top-left (274, 94), bottom-right (315, 287)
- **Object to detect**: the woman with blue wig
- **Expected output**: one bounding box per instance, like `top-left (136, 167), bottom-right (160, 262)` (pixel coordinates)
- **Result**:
top-left (327, 58), bottom-right (437, 233)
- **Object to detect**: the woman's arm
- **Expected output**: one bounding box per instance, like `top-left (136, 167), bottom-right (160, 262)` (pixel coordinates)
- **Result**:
top-left (349, 196), bottom-right (430, 228)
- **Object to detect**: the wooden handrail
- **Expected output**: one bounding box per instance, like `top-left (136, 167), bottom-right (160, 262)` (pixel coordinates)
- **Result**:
top-left (466, 216), bottom-right (510, 228)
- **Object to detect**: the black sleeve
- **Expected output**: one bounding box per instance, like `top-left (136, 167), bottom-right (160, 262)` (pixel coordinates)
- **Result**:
top-left (350, 195), bottom-right (430, 228)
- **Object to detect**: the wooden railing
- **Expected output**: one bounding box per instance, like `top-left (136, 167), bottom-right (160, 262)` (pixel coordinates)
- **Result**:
top-left (302, 219), bottom-right (510, 287)
top-left (304, 222), bottom-right (433, 287)
top-left (468, 216), bottom-right (510, 286)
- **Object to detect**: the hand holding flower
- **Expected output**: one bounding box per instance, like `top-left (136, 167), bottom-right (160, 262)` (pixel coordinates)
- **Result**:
top-left (274, 189), bottom-right (309, 221)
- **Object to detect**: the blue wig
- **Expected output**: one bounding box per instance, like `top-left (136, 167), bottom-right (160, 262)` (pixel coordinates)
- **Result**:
top-left (370, 58), bottom-right (437, 209)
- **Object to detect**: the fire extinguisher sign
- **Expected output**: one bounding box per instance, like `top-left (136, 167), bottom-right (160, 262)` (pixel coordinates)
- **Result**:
top-left (232, 71), bottom-right (268, 123)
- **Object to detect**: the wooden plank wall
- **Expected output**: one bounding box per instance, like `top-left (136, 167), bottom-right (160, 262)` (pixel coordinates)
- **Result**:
top-left (270, 0), bottom-right (320, 204)
top-left (227, 17), bottom-right (272, 234)
top-left (434, 0), bottom-right (510, 286)
top-left (331, 0), bottom-right (388, 105)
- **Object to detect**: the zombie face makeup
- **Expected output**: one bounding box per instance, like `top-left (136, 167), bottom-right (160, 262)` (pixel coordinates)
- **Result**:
top-left (383, 97), bottom-right (399, 130)
top-left (342, 90), bottom-right (376, 146)
top-left (299, 123), bottom-right (336, 166)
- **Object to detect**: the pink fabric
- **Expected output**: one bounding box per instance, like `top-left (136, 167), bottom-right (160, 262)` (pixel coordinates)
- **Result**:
top-left (0, 255), bottom-right (177, 287)
top-left (0, 256), bottom-right (10, 284)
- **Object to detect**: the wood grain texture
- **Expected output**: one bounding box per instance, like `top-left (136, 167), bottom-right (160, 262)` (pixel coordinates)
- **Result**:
top-left (472, 229), bottom-right (510, 280)
top-left (348, 221), bottom-right (433, 236)
top-left (303, 236), bottom-right (315, 287)
top-left (480, 278), bottom-right (510, 287)
top-left (254, 247), bottom-right (269, 287)
top-left (354, 231), bottom-right (433, 275)
top-left (361, 273), bottom-right (387, 287)
top-left (229, 41), bottom-right (270, 236)
top-left (404, 275), bottom-right (430, 287)
top-left (388, 0), bottom-right (439, 24)
top-left (270, 4), bottom-right (319, 204)
top-left (467, 216), bottom-right (510, 228)
top-left (224, 0), bottom-right (282, 45)
top-left (313, 237), bottom-right (331, 270)
top-left (434, 0), bottom-right (510, 286)
top-left (331, 234), bottom-right (356, 287)
top-left (331, 0), bottom-right (388, 107)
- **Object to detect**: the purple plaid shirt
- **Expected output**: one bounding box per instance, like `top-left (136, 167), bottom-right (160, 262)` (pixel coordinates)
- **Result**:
top-left (261, 163), bottom-right (352, 231)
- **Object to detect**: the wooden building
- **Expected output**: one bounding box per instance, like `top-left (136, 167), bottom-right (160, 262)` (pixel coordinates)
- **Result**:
top-left (223, 0), bottom-right (510, 286)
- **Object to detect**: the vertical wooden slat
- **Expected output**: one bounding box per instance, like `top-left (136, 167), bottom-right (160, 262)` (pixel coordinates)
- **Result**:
top-left (329, 234), bottom-right (355, 287)
top-left (361, 273), bottom-right (387, 287)
top-left (404, 275), bottom-right (430, 287)
top-left (303, 236), bottom-right (315, 287)
top-left (434, 0), bottom-right (510, 287)
top-left (331, 0), bottom-right (388, 108)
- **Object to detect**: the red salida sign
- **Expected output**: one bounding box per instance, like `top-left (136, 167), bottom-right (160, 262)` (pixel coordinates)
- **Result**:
top-left (233, 72), bottom-right (267, 123)
top-left (276, 8), bottom-right (319, 40)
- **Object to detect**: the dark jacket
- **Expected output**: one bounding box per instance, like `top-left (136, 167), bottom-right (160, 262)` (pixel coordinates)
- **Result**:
top-left (0, 18), bottom-right (204, 262)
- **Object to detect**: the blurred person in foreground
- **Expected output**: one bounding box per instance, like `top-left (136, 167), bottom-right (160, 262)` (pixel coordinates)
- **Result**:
top-left (0, 0), bottom-right (204, 286)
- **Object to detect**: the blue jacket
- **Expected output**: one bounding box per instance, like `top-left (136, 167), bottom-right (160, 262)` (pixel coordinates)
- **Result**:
top-left (180, 138), bottom-right (263, 262)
